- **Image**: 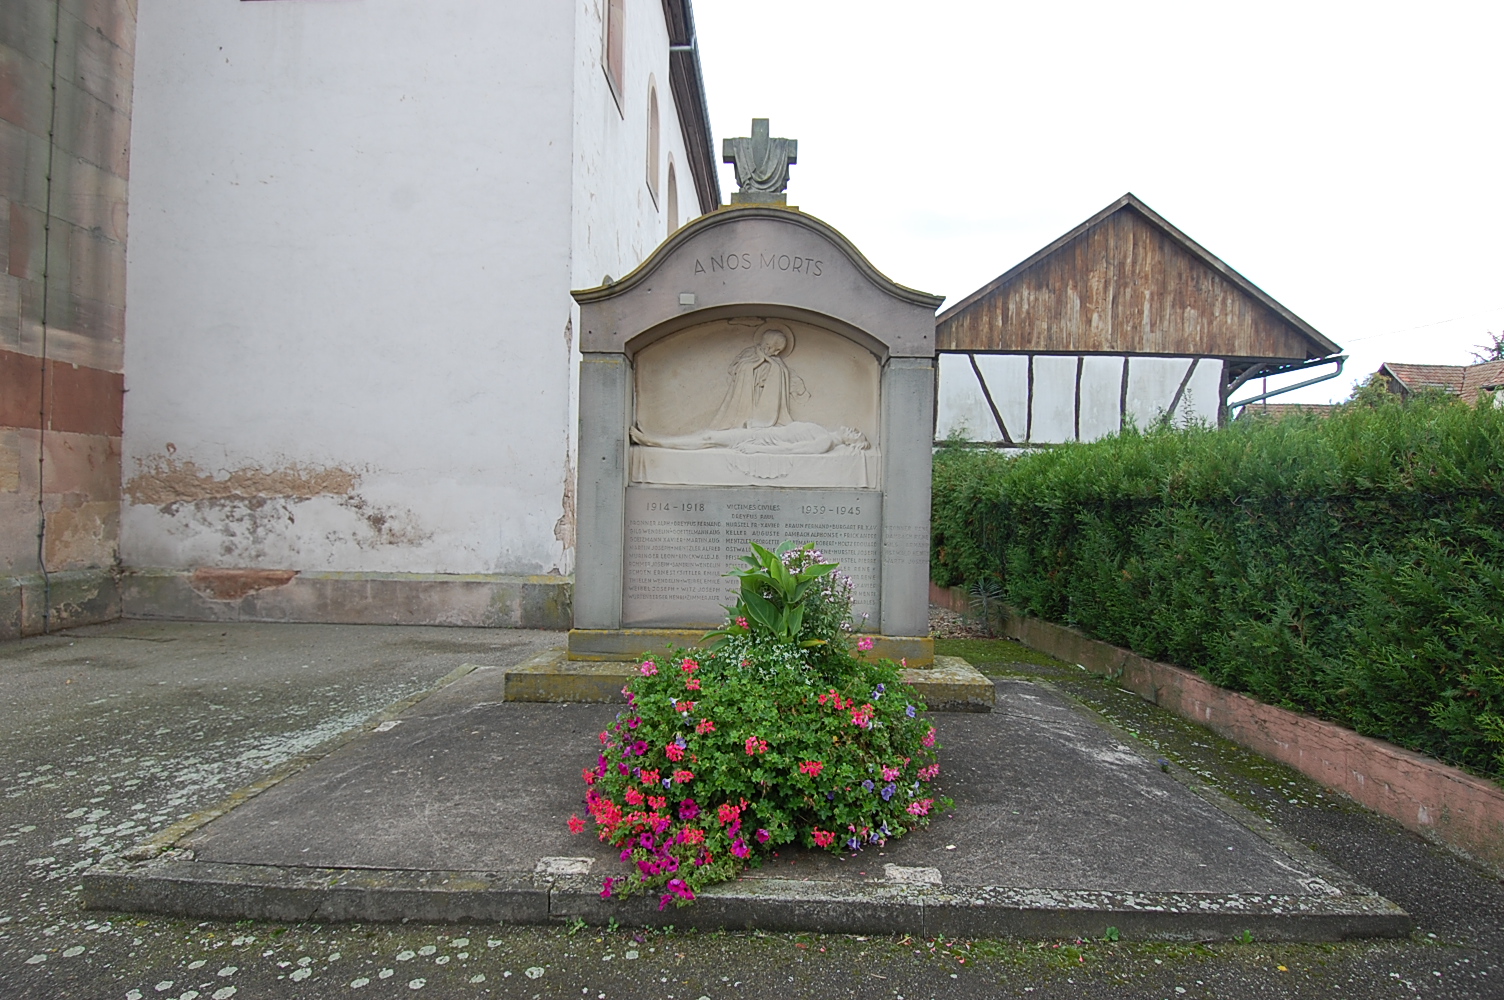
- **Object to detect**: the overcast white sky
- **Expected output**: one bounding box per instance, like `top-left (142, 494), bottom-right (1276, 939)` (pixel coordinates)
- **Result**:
top-left (693, 1), bottom-right (1504, 403)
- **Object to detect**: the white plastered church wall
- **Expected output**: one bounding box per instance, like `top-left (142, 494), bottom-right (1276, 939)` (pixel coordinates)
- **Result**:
top-left (122, 0), bottom-right (697, 578)
top-left (563, 0), bottom-right (701, 574)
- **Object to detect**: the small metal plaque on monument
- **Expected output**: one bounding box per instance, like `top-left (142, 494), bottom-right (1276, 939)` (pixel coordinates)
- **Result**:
top-left (571, 121), bottom-right (944, 663)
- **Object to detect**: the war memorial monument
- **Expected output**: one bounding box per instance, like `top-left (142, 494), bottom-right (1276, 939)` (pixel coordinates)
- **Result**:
top-left (568, 120), bottom-right (944, 666)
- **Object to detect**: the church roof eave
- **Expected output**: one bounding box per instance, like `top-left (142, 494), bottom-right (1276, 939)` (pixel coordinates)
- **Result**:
top-left (661, 0), bottom-right (721, 214)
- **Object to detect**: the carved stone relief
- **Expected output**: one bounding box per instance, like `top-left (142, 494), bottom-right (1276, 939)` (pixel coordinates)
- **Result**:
top-left (630, 318), bottom-right (881, 488)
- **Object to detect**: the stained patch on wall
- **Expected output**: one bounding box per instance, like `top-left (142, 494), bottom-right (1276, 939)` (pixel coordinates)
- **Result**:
top-left (339, 494), bottom-right (432, 549)
top-left (124, 458), bottom-right (360, 507)
top-left (125, 455), bottom-right (431, 557)
top-left (0, 441), bottom-right (18, 493)
top-left (190, 568), bottom-right (299, 602)
top-left (554, 470), bottom-right (576, 553)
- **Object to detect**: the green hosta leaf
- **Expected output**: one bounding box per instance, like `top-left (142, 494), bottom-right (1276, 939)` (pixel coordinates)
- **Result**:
top-left (742, 591), bottom-right (780, 632)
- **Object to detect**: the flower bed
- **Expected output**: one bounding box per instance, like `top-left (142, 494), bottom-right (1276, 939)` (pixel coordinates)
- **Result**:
top-left (571, 542), bottom-right (950, 909)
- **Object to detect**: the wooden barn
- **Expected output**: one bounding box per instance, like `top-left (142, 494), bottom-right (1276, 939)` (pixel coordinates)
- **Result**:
top-left (935, 194), bottom-right (1343, 445)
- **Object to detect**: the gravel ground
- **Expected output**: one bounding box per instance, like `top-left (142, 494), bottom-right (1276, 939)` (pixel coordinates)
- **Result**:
top-left (0, 617), bottom-right (1498, 999)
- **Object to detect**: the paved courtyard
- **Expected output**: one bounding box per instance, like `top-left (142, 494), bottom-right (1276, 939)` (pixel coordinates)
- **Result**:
top-left (0, 620), bottom-right (1499, 998)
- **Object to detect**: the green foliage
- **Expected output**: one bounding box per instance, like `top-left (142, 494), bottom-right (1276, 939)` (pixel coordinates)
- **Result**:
top-left (578, 543), bottom-right (949, 909)
top-left (705, 542), bottom-right (841, 648)
top-left (932, 395), bottom-right (1504, 782)
top-left (1472, 331), bottom-right (1504, 364)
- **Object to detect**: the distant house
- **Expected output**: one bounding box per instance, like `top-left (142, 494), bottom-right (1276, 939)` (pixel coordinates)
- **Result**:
top-left (935, 194), bottom-right (1343, 446)
top-left (1378, 362), bottom-right (1504, 405)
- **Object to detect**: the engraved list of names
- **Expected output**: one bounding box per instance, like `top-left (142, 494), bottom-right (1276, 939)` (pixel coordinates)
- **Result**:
top-left (623, 486), bottom-right (882, 628)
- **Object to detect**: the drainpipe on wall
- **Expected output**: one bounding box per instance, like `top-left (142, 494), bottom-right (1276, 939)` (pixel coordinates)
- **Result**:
top-left (34, 0), bottom-right (64, 633)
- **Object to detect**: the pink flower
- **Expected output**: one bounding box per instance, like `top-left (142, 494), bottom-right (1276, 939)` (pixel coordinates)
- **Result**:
top-left (672, 769), bottom-right (694, 784)
top-left (857, 637), bottom-right (875, 652)
top-left (665, 743), bottom-right (685, 762)
top-left (755, 828), bottom-right (771, 843)
top-left (677, 798), bottom-right (699, 820)
top-left (812, 828), bottom-right (836, 848)
top-left (582, 767), bottom-right (596, 786)
top-left (799, 760), bottom-right (825, 778)
top-left (598, 731), bottom-right (610, 744)
top-left (922, 727), bottom-right (936, 748)
top-left (919, 763), bottom-right (940, 781)
top-left (882, 765), bottom-right (902, 782)
top-left (907, 798), bottom-right (934, 816)
top-left (647, 795), bottom-right (667, 811)
top-left (624, 787), bottom-right (644, 806)
top-left (600, 876), bottom-right (615, 899)
top-left (730, 838), bottom-right (750, 859)
top-left (695, 718), bottom-right (715, 734)
top-left (744, 735), bottom-right (768, 755)
top-left (717, 802), bottom-right (741, 824)
top-left (640, 769), bottom-right (661, 786)
top-left (679, 701), bottom-right (696, 714)
top-left (640, 660), bottom-right (658, 676)
top-left (680, 657), bottom-right (700, 673)
top-left (568, 815), bottom-right (586, 834)
top-left (736, 616), bottom-right (749, 629)
top-left (685, 677), bottom-right (701, 691)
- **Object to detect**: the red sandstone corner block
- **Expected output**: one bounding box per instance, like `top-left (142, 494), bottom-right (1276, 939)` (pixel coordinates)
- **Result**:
top-left (928, 582), bottom-right (1504, 873)
top-left (190, 568), bottom-right (299, 602)
top-left (0, 349), bottom-right (124, 436)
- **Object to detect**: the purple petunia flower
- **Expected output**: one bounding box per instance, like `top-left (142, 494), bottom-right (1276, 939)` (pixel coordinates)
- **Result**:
top-left (678, 798), bottom-right (700, 821)
top-left (906, 704), bottom-right (917, 718)
top-left (881, 783), bottom-right (896, 801)
top-left (862, 779), bottom-right (875, 792)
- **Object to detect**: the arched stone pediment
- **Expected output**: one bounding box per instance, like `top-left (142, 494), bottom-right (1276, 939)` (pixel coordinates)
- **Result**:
top-left (573, 205), bottom-right (943, 359)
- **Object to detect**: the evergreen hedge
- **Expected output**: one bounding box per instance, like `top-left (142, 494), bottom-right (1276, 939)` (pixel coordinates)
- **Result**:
top-left (931, 396), bottom-right (1504, 783)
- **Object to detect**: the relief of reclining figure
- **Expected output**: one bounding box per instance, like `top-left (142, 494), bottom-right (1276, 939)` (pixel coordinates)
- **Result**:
top-left (631, 323), bottom-right (870, 455)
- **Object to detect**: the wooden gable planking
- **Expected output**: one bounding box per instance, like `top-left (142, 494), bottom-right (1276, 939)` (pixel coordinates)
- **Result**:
top-left (936, 195), bottom-right (1339, 363)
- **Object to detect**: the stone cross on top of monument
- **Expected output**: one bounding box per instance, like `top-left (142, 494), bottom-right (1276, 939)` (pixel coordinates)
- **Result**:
top-left (723, 118), bottom-right (797, 205)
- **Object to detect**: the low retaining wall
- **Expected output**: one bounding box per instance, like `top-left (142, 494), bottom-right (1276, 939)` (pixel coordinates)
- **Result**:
top-left (932, 583), bottom-right (1504, 874)
top-left (1, 569), bottom-right (121, 640)
top-left (124, 569), bottom-right (573, 631)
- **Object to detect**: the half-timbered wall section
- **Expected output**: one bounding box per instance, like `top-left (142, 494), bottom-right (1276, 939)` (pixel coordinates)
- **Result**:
top-left (935, 194), bottom-right (1341, 443)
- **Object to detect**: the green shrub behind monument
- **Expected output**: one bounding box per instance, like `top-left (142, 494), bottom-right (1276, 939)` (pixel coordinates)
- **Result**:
top-left (931, 395), bottom-right (1504, 782)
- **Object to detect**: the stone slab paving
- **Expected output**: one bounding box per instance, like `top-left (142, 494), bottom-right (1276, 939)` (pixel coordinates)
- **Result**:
top-left (84, 665), bottom-right (1408, 939)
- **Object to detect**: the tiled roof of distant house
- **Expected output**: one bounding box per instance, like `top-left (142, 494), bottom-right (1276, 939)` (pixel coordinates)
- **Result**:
top-left (1379, 360), bottom-right (1504, 405)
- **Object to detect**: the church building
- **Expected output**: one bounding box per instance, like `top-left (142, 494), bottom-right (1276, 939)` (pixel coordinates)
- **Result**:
top-left (1, 0), bottom-right (718, 637)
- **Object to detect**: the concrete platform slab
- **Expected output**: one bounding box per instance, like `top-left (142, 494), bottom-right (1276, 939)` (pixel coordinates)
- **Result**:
top-left (567, 628), bottom-right (934, 666)
top-left (82, 668), bottom-right (1409, 940)
top-left (503, 647), bottom-right (994, 712)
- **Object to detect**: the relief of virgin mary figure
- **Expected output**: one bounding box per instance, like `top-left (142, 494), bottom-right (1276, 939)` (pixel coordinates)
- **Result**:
top-left (708, 324), bottom-right (806, 430)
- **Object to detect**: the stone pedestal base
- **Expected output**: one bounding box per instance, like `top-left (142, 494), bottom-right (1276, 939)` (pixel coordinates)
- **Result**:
top-left (510, 647), bottom-right (989, 711)
top-left (567, 628), bottom-right (933, 667)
